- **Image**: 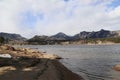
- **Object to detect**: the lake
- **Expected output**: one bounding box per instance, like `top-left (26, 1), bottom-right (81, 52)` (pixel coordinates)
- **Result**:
top-left (15, 44), bottom-right (120, 80)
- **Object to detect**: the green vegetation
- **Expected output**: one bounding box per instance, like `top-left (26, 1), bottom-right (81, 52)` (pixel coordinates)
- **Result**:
top-left (99, 37), bottom-right (120, 43)
top-left (28, 37), bottom-right (120, 45)
top-left (81, 37), bottom-right (120, 44)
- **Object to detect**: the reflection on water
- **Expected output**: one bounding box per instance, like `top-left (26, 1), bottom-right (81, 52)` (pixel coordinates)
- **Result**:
top-left (15, 44), bottom-right (120, 80)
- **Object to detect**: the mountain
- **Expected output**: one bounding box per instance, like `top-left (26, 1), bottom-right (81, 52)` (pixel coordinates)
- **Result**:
top-left (73, 29), bottom-right (118, 40)
top-left (28, 35), bottom-right (49, 41)
top-left (51, 32), bottom-right (72, 40)
top-left (28, 33), bottom-right (72, 45)
top-left (29, 32), bottom-right (71, 42)
top-left (0, 32), bottom-right (26, 41)
top-left (1, 29), bottom-right (120, 45)
top-left (27, 35), bottom-right (54, 45)
top-left (28, 29), bottom-right (120, 44)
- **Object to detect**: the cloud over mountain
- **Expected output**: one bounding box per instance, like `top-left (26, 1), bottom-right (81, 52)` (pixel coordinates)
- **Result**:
top-left (0, 0), bottom-right (120, 38)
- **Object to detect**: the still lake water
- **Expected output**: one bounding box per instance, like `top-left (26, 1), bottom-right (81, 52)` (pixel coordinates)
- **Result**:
top-left (16, 44), bottom-right (120, 80)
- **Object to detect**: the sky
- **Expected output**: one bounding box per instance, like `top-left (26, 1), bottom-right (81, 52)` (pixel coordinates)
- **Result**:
top-left (0, 0), bottom-right (120, 38)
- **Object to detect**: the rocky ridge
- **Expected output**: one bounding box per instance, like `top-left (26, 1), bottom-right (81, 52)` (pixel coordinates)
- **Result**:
top-left (1, 29), bottom-right (120, 45)
top-left (28, 29), bottom-right (120, 44)
top-left (0, 32), bottom-right (26, 41)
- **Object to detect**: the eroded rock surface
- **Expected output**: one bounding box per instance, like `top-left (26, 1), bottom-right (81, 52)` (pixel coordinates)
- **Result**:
top-left (0, 45), bottom-right (83, 80)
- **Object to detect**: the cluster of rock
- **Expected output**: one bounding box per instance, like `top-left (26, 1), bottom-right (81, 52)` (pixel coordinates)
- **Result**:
top-left (0, 45), bottom-right (83, 80)
top-left (0, 45), bottom-right (61, 59)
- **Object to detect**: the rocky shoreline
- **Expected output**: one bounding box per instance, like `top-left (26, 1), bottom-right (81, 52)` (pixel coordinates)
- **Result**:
top-left (0, 45), bottom-right (83, 80)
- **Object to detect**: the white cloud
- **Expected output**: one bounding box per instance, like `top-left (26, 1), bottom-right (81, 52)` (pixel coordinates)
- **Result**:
top-left (108, 6), bottom-right (120, 18)
top-left (0, 0), bottom-right (120, 38)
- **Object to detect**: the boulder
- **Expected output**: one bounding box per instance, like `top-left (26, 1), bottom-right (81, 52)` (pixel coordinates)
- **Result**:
top-left (113, 64), bottom-right (120, 71)
top-left (0, 54), bottom-right (12, 58)
top-left (42, 54), bottom-right (61, 59)
top-left (0, 45), bottom-right (15, 51)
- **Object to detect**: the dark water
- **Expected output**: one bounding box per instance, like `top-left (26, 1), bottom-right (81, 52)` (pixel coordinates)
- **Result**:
top-left (16, 44), bottom-right (120, 80)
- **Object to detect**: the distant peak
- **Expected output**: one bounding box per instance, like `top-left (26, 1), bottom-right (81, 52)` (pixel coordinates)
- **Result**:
top-left (51, 32), bottom-right (70, 40)
top-left (56, 32), bottom-right (66, 35)
top-left (99, 29), bottom-right (110, 32)
top-left (100, 29), bottom-right (105, 31)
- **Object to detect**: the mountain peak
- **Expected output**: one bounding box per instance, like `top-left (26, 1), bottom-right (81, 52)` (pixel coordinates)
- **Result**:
top-left (51, 32), bottom-right (71, 40)
top-left (0, 32), bottom-right (26, 41)
top-left (55, 32), bottom-right (67, 36)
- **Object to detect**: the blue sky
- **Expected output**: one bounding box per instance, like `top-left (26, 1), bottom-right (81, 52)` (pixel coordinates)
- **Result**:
top-left (108, 0), bottom-right (120, 8)
top-left (21, 11), bottom-right (44, 28)
top-left (0, 0), bottom-right (120, 38)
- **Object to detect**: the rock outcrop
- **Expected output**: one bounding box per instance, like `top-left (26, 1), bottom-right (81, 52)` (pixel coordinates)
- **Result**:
top-left (0, 45), bottom-right (83, 80)
top-left (113, 64), bottom-right (120, 71)
top-left (73, 29), bottom-right (117, 40)
top-left (0, 45), bottom-right (61, 59)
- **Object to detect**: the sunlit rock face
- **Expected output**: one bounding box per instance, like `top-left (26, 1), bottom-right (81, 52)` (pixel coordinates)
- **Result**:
top-left (114, 64), bottom-right (120, 71)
